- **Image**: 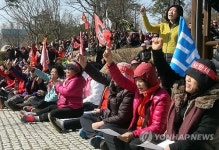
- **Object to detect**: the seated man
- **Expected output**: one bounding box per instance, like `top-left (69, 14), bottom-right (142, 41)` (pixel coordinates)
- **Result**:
top-left (136, 43), bottom-right (152, 63)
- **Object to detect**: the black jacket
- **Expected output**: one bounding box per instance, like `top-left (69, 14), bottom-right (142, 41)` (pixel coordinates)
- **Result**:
top-left (84, 63), bottom-right (134, 128)
top-left (152, 49), bottom-right (219, 150)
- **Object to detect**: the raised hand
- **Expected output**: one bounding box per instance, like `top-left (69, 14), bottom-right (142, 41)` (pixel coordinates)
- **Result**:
top-left (76, 53), bottom-right (87, 69)
top-left (140, 6), bottom-right (146, 15)
top-left (103, 47), bottom-right (113, 65)
top-left (152, 37), bottom-right (163, 50)
top-left (4, 59), bottom-right (12, 70)
top-left (12, 58), bottom-right (18, 67)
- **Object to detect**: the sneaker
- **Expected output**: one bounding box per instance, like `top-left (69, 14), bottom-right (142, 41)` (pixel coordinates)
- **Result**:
top-left (89, 135), bottom-right (104, 149)
top-left (48, 113), bottom-right (63, 133)
top-left (23, 106), bottom-right (33, 112)
top-left (21, 115), bottom-right (35, 123)
top-left (78, 128), bottom-right (88, 139)
top-left (19, 110), bottom-right (36, 118)
top-left (55, 119), bottom-right (65, 131)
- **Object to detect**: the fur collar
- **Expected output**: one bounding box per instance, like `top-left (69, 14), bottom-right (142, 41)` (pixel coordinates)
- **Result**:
top-left (195, 83), bottom-right (219, 109)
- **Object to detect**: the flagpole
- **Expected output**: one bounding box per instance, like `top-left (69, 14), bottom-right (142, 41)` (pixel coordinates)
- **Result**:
top-left (86, 13), bottom-right (89, 56)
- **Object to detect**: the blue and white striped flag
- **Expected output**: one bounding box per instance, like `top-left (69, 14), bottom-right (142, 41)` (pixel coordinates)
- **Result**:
top-left (170, 17), bottom-right (200, 77)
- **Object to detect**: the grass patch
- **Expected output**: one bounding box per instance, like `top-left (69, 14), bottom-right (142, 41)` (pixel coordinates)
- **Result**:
top-left (85, 47), bottom-right (142, 63)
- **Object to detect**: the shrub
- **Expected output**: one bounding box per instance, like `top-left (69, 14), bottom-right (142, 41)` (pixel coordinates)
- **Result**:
top-left (85, 47), bottom-right (141, 63)
top-left (112, 47), bottom-right (141, 63)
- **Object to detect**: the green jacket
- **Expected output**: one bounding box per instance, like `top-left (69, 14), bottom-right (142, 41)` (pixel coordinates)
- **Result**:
top-left (142, 14), bottom-right (179, 54)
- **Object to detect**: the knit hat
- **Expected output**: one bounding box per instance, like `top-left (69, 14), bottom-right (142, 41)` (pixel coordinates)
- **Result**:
top-left (134, 62), bottom-right (158, 87)
top-left (65, 60), bottom-right (82, 75)
top-left (186, 59), bottom-right (218, 92)
top-left (141, 43), bottom-right (146, 47)
top-left (117, 62), bottom-right (134, 78)
top-left (131, 59), bottom-right (141, 65)
top-left (165, 4), bottom-right (183, 22)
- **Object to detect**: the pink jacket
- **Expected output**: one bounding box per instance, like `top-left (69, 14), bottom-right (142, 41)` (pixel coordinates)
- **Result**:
top-left (108, 63), bottom-right (171, 137)
top-left (55, 76), bottom-right (86, 109)
top-left (130, 88), bottom-right (171, 137)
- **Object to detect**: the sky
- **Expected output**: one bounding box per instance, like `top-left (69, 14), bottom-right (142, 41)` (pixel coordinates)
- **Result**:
top-left (0, 0), bottom-right (155, 30)
top-left (0, 1), bottom-right (10, 26)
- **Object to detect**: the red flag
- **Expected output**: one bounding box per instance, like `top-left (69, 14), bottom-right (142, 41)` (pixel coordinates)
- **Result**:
top-left (29, 44), bottom-right (38, 67)
top-left (40, 38), bottom-right (49, 72)
top-left (80, 32), bottom-right (84, 55)
top-left (94, 14), bottom-right (106, 46)
top-left (82, 13), bottom-right (89, 29)
top-left (94, 14), bottom-right (112, 48)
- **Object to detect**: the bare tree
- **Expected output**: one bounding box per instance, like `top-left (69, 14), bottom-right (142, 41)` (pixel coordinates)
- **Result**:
top-left (3, 0), bottom-right (63, 44)
top-left (64, 0), bottom-right (141, 31)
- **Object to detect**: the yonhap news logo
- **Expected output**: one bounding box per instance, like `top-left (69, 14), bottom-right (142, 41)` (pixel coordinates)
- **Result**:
top-left (139, 132), bottom-right (155, 142)
top-left (140, 132), bottom-right (214, 142)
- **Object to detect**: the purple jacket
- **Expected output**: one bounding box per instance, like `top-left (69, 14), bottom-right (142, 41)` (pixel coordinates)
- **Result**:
top-left (55, 75), bottom-right (86, 109)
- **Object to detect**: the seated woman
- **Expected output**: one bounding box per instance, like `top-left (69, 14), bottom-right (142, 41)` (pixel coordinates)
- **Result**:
top-left (20, 60), bottom-right (86, 133)
top-left (0, 64), bottom-right (15, 108)
top-left (97, 48), bottom-right (171, 150)
top-left (76, 56), bottom-right (135, 149)
top-left (23, 65), bottom-right (65, 112)
top-left (150, 37), bottom-right (219, 150)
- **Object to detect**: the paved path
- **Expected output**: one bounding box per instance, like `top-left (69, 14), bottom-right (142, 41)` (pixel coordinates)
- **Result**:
top-left (0, 109), bottom-right (96, 150)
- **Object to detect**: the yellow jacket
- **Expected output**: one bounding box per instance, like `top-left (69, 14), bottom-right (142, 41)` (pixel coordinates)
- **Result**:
top-left (142, 14), bottom-right (179, 54)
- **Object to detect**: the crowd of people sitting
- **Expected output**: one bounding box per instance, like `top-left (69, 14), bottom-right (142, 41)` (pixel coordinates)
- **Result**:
top-left (0, 1), bottom-right (218, 148)
top-left (0, 15), bottom-right (219, 149)
top-left (0, 33), bottom-right (218, 150)
top-left (1, 29), bottom-right (157, 67)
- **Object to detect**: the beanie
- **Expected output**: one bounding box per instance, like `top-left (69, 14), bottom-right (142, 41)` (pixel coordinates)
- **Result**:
top-left (165, 4), bottom-right (183, 22)
top-left (186, 59), bottom-right (218, 92)
top-left (65, 60), bottom-right (82, 75)
top-left (134, 62), bottom-right (158, 88)
top-left (117, 62), bottom-right (134, 78)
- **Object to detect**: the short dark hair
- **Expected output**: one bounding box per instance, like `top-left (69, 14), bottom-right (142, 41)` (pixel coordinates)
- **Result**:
top-left (165, 5), bottom-right (183, 23)
top-left (52, 65), bottom-right (65, 78)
